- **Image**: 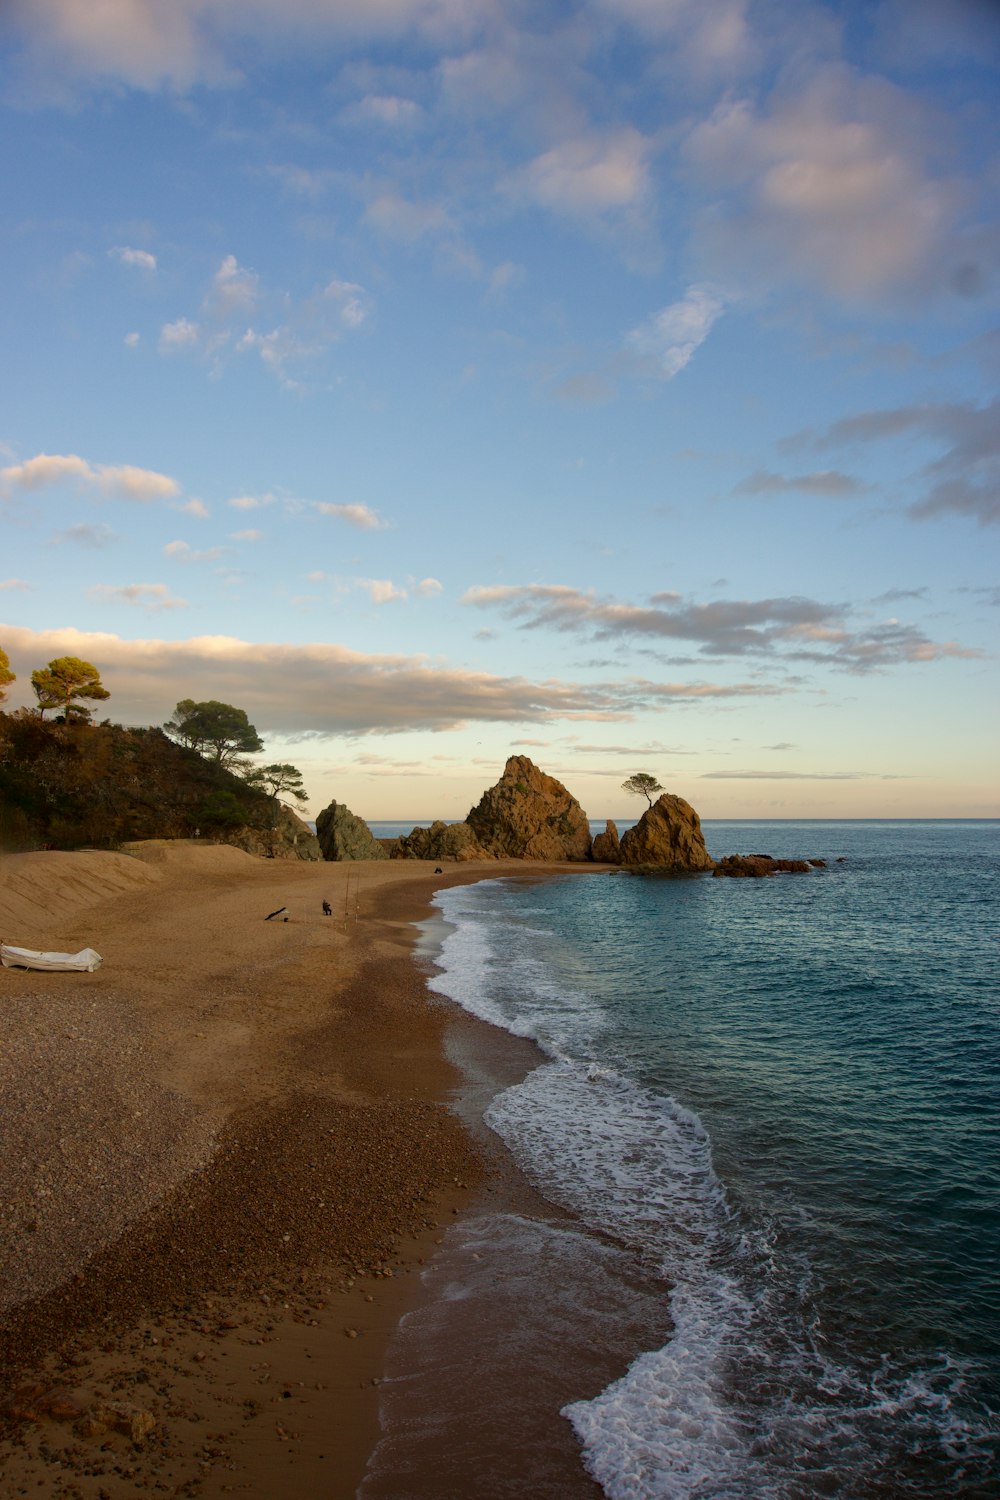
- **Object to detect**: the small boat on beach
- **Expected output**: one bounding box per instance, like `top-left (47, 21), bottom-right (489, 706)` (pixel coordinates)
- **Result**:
top-left (0, 944), bottom-right (103, 972)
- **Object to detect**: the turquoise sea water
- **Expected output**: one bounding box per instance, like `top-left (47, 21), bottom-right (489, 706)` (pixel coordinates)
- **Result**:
top-left (366, 821), bottom-right (999, 1498)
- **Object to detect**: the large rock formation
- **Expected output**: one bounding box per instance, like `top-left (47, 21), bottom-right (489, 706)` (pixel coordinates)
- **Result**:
top-left (466, 756), bottom-right (592, 861)
top-left (618, 794), bottom-right (715, 872)
top-left (225, 805), bottom-right (322, 860)
top-left (592, 819), bottom-right (621, 864)
top-left (391, 821), bottom-right (489, 862)
top-left (315, 801), bottom-right (387, 861)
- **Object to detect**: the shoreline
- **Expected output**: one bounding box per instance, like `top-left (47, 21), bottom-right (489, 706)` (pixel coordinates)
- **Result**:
top-left (0, 844), bottom-right (606, 1497)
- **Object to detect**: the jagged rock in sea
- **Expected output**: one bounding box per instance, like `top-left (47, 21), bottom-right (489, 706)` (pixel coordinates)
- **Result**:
top-left (618, 794), bottom-right (715, 873)
top-left (315, 801), bottom-right (388, 861)
top-left (712, 854), bottom-right (816, 878)
top-left (390, 820), bottom-right (490, 862)
top-left (466, 755), bottom-right (592, 861)
top-left (592, 819), bottom-right (621, 864)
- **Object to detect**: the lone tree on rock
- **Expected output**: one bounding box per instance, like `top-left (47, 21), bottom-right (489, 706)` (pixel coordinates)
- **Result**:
top-left (164, 699), bottom-right (264, 768)
top-left (244, 762), bottom-right (308, 810)
top-left (622, 771), bottom-right (665, 808)
top-left (0, 646), bottom-right (14, 703)
top-left (31, 656), bottom-right (110, 721)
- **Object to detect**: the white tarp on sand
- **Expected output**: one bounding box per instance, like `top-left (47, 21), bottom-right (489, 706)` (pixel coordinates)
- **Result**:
top-left (1, 944), bottom-right (103, 972)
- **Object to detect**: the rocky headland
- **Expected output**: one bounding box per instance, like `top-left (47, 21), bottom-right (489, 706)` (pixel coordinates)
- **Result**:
top-left (318, 754), bottom-right (823, 875)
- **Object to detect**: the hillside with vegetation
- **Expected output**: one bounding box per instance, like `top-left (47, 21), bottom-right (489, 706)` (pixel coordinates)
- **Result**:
top-left (0, 649), bottom-right (317, 857)
top-left (0, 713), bottom-right (317, 856)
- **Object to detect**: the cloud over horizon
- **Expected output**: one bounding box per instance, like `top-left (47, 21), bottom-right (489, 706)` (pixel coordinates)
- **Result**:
top-left (462, 583), bottom-right (981, 671)
top-left (0, 623), bottom-right (785, 739)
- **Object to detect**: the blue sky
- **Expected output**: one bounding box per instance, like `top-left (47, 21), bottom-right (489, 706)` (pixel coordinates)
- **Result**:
top-left (1, 0), bottom-right (998, 821)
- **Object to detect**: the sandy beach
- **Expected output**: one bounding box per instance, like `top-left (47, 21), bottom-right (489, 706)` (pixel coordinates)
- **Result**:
top-left (0, 842), bottom-right (589, 1499)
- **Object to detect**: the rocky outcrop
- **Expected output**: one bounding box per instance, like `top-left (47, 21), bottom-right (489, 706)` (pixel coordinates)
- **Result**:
top-left (618, 794), bottom-right (715, 872)
top-left (592, 819), bottom-right (621, 864)
top-left (466, 756), bottom-right (592, 861)
top-left (315, 801), bottom-right (387, 861)
top-left (713, 854), bottom-right (820, 878)
top-left (390, 820), bottom-right (490, 862)
top-left (223, 806), bottom-right (322, 860)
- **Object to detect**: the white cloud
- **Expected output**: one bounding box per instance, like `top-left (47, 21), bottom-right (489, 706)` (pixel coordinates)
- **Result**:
top-left (506, 128), bottom-right (651, 216)
top-left (362, 578), bottom-right (408, 605)
top-left (1, 451), bottom-right (179, 501)
top-left (6, 0), bottom-right (232, 94)
top-left (109, 245), bottom-right (156, 272)
top-left (0, 578), bottom-right (30, 592)
top-left (50, 522), bottom-right (117, 548)
top-left (207, 253), bottom-right (259, 317)
top-left (88, 582), bottom-right (187, 611)
top-left (1, 452), bottom-right (92, 489)
top-left (5, 1), bottom-right (494, 97)
top-left (230, 528), bottom-right (262, 541)
top-left (340, 93), bottom-right (424, 128)
top-left (314, 501), bottom-right (388, 530)
top-left (684, 64), bottom-right (980, 304)
top-left (416, 577), bottom-right (444, 595)
top-left (323, 276), bottom-right (371, 329)
top-left (157, 254), bottom-right (372, 385)
top-left (159, 317), bottom-right (200, 351)
top-left (0, 622), bottom-right (779, 737)
top-left (228, 494), bottom-right (271, 510)
top-left (263, 163), bottom-right (338, 199)
top-left (235, 326), bottom-right (307, 388)
top-left (124, 331), bottom-right (140, 347)
top-left (177, 497), bottom-right (209, 518)
top-left (163, 539), bottom-right (226, 563)
top-left (364, 192), bottom-right (451, 242)
top-left (628, 286), bottom-right (726, 378)
top-left (103, 464), bottom-right (180, 500)
top-left (593, 0), bottom-right (755, 77)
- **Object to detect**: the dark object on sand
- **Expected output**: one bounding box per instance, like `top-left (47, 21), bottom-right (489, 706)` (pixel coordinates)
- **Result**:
top-left (265, 906), bottom-right (289, 921)
top-left (434, 867), bottom-right (443, 874)
top-left (322, 900), bottom-right (332, 916)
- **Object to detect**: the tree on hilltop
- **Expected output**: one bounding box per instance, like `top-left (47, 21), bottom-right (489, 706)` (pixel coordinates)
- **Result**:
top-left (164, 698), bottom-right (264, 769)
top-left (621, 771), bottom-right (665, 808)
top-left (244, 762), bottom-right (308, 810)
top-left (31, 656), bottom-right (110, 722)
top-left (0, 647), bottom-right (14, 703)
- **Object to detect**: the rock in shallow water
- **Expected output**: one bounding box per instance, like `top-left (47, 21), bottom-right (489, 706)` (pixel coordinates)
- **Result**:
top-left (618, 794), bottom-right (715, 872)
top-left (712, 854), bottom-right (814, 878)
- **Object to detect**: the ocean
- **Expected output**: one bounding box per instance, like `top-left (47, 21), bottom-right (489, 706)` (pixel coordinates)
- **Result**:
top-left (361, 821), bottom-right (999, 1499)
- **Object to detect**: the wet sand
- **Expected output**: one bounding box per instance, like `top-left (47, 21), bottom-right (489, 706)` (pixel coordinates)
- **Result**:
top-left (0, 842), bottom-right (597, 1498)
